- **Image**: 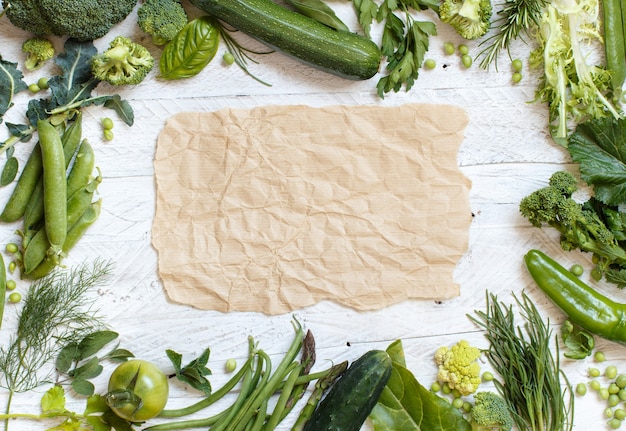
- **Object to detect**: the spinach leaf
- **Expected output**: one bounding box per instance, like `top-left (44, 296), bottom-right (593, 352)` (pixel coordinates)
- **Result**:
top-left (568, 117), bottom-right (626, 205)
top-left (0, 57), bottom-right (28, 124)
top-left (369, 340), bottom-right (472, 431)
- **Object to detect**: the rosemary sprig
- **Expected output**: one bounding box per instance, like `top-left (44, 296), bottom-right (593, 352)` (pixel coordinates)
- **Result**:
top-left (469, 291), bottom-right (575, 431)
top-left (0, 261), bottom-right (112, 395)
top-left (476, 0), bottom-right (549, 70)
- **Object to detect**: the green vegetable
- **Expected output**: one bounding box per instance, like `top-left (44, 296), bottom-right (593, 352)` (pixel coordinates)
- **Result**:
top-left (434, 340), bottom-right (481, 396)
top-left (370, 340), bottom-right (472, 431)
top-left (470, 391), bottom-right (513, 431)
top-left (524, 248), bottom-right (626, 345)
top-left (138, 0), bottom-right (189, 46)
top-left (444, 42), bottom-right (455, 54)
top-left (91, 36), bottom-right (154, 86)
top-left (2, 0), bottom-right (136, 41)
top-left (21, 37), bottom-right (55, 71)
top-left (439, 0), bottom-right (492, 40)
top-left (461, 54), bottom-right (472, 68)
top-left (576, 383), bottom-right (587, 396)
top-left (602, 0), bottom-right (626, 95)
top-left (0, 142), bottom-right (43, 223)
top-left (476, 0), bottom-right (547, 69)
top-left (37, 119), bottom-right (67, 258)
top-left (285, 0), bottom-right (349, 32)
top-left (511, 58), bottom-right (523, 71)
top-left (0, 253), bottom-right (6, 328)
top-left (106, 359), bottom-right (169, 422)
top-left (302, 350), bottom-right (392, 431)
top-left (0, 57), bottom-right (27, 124)
top-left (424, 58), bottom-right (436, 69)
top-left (568, 117), bottom-right (626, 206)
top-left (166, 348), bottom-right (212, 395)
top-left (519, 170), bottom-right (626, 282)
top-left (469, 291), bottom-right (575, 431)
top-left (561, 320), bottom-right (595, 359)
top-left (530, 0), bottom-right (621, 143)
top-left (188, 0), bottom-right (382, 80)
top-left (159, 16), bottom-right (220, 80)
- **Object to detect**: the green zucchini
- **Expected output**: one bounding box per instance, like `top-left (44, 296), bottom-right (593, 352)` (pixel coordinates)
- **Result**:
top-left (302, 349), bottom-right (392, 431)
top-left (188, 0), bottom-right (382, 80)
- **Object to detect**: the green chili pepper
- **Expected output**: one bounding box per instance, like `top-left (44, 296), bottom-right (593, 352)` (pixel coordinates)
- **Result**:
top-left (524, 249), bottom-right (626, 344)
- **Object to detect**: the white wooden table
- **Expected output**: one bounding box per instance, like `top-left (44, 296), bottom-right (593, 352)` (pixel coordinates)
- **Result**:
top-left (0, 1), bottom-right (621, 430)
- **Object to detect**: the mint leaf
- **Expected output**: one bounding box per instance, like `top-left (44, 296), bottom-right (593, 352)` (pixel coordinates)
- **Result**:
top-left (166, 347), bottom-right (212, 395)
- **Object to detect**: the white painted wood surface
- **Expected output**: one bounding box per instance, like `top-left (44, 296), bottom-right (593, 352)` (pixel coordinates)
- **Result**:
top-left (0, 1), bottom-right (622, 430)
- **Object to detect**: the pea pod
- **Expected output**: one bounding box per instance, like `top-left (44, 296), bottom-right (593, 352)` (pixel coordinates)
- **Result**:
top-left (23, 199), bottom-right (102, 280)
top-left (0, 253), bottom-right (6, 329)
top-left (602, 0), bottom-right (626, 92)
top-left (524, 249), bottom-right (626, 344)
top-left (38, 120), bottom-right (67, 256)
top-left (0, 143), bottom-right (43, 223)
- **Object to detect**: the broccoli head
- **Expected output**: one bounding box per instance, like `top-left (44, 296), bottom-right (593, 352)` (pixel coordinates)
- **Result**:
top-left (22, 37), bottom-right (55, 71)
top-left (434, 340), bottom-right (482, 396)
top-left (137, 0), bottom-right (188, 46)
top-left (439, 0), bottom-right (492, 40)
top-left (91, 36), bottom-right (154, 86)
top-left (2, 0), bottom-right (137, 41)
top-left (470, 391), bottom-right (513, 431)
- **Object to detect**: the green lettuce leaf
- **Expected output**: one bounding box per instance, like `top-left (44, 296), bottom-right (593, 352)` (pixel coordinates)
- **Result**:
top-left (369, 340), bottom-right (472, 431)
top-left (568, 117), bottom-right (626, 205)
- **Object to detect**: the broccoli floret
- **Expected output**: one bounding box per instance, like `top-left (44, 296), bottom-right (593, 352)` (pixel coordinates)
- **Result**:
top-left (22, 37), bottom-right (55, 71)
top-left (519, 171), bottom-right (626, 277)
top-left (91, 36), bottom-right (154, 86)
top-left (2, 0), bottom-right (137, 41)
top-left (137, 0), bottom-right (188, 46)
top-left (439, 0), bottom-right (492, 40)
top-left (434, 340), bottom-right (482, 396)
top-left (470, 392), bottom-right (513, 431)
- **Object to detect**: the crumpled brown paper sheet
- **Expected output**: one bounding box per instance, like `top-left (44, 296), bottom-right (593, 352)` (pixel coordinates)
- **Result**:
top-left (152, 104), bottom-right (472, 314)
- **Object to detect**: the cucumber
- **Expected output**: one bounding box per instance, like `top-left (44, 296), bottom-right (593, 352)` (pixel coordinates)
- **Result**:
top-left (188, 0), bottom-right (382, 80)
top-left (303, 349), bottom-right (392, 431)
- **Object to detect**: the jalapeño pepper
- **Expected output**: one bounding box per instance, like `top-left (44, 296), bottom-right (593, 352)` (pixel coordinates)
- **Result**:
top-left (524, 249), bottom-right (626, 344)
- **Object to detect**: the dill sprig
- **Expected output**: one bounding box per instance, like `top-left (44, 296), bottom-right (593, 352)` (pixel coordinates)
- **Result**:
top-left (0, 260), bottom-right (112, 395)
top-left (469, 291), bottom-right (575, 431)
top-left (476, 0), bottom-right (549, 70)
top-left (217, 23), bottom-right (273, 87)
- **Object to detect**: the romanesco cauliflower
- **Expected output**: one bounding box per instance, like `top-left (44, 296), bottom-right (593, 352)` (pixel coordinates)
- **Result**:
top-left (434, 340), bottom-right (481, 396)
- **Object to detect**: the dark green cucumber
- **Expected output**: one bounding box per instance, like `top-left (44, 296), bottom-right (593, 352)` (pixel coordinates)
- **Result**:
top-left (302, 349), bottom-right (392, 431)
top-left (188, 0), bottom-right (382, 80)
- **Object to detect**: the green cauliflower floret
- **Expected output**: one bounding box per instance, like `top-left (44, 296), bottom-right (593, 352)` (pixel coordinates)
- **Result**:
top-left (91, 36), bottom-right (154, 86)
top-left (439, 0), bottom-right (492, 40)
top-left (470, 391), bottom-right (513, 431)
top-left (22, 37), bottom-right (55, 71)
top-left (434, 340), bottom-right (481, 396)
top-left (2, 0), bottom-right (137, 41)
top-left (137, 0), bottom-right (188, 46)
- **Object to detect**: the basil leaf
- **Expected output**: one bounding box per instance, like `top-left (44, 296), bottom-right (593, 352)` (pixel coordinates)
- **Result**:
top-left (160, 16), bottom-right (220, 80)
top-left (568, 117), bottom-right (626, 205)
top-left (286, 0), bottom-right (350, 32)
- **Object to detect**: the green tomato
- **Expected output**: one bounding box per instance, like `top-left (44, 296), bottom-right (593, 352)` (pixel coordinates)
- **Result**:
top-left (106, 360), bottom-right (169, 422)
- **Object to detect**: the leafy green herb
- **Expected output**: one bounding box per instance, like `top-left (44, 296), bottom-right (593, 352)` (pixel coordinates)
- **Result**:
top-left (469, 291), bottom-right (575, 431)
top-left (0, 56), bottom-right (28, 124)
top-left (351, 0), bottom-right (379, 37)
top-left (568, 117), bottom-right (626, 206)
top-left (159, 16), bottom-right (220, 80)
top-left (166, 347), bottom-right (213, 395)
top-left (218, 24), bottom-right (273, 87)
top-left (286, 0), bottom-right (350, 31)
top-left (476, 0), bottom-right (549, 70)
top-left (56, 330), bottom-right (134, 396)
top-left (369, 340), bottom-right (472, 431)
top-left (561, 320), bottom-right (595, 360)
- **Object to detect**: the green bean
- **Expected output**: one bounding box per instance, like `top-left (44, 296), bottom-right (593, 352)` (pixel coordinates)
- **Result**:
top-left (37, 120), bottom-right (66, 255)
top-left (603, 0), bottom-right (626, 92)
top-left (0, 143), bottom-right (43, 223)
top-left (264, 363), bottom-right (303, 431)
top-left (248, 399), bottom-right (267, 431)
top-left (22, 199), bottom-right (101, 280)
top-left (23, 118), bottom-right (83, 232)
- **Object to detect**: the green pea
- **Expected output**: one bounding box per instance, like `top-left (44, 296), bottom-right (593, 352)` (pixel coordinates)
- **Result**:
top-left (452, 397), bottom-right (464, 409)
top-left (451, 389), bottom-right (462, 399)
top-left (442, 383), bottom-right (451, 394)
top-left (37, 77), bottom-right (49, 90)
top-left (512, 58), bottom-right (523, 71)
top-left (607, 407), bottom-right (616, 418)
top-left (609, 394), bottom-right (621, 407)
top-left (8, 292), bottom-right (21, 303)
top-left (5, 280), bottom-right (15, 291)
top-left (462, 401), bottom-right (472, 412)
top-left (617, 375), bottom-right (626, 388)
top-left (223, 52), bottom-right (235, 65)
top-left (590, 367), bottom-right (602, 377)
top-left (430, 381), bottom-right (441, 392)
top-left (610, 383), bottom-right (621, 394)
top-left (458, 44), bottom-right (469, 55)
top-left (103, 129), bottom-right (114, 142)
top-left (609, 418), bottom-right (623, 429)
top-left (225, 358), bottom-right (237, 372)
top-left (461, 54), bottom-right (473, 69)
top-left (576, 382), bottom-right (587, 396)
top-left (5, 243), bottom-right (18, 254)
top-left (595, 351), bottom-right (607, 362)
top-left (424, 59), bottom-right (436, 69)
top-left (607, 365), bottom-right (619, 380)
top-left (591, 268), bottom-right (603, 281)
top-left (8, 262), bottom-right (16, 274)
top-left (619, 389), bottom-right (626, 401)
top-left (600, 388), bottom-right (611, 400)
top-left (482, 371), bottom-right (494, 382)
top-left (443, 42), bottom-right (455, 55)
top-left (28, 83), bottom-right (40, 93)
top-left (101, 117), bottom-right (114, 131)
top-left (616, 409), bottom-right (626, 421)
top-left (590, 380), bottom-right (602, 391)
top-left (569, 264), bottom-right (583, 276)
